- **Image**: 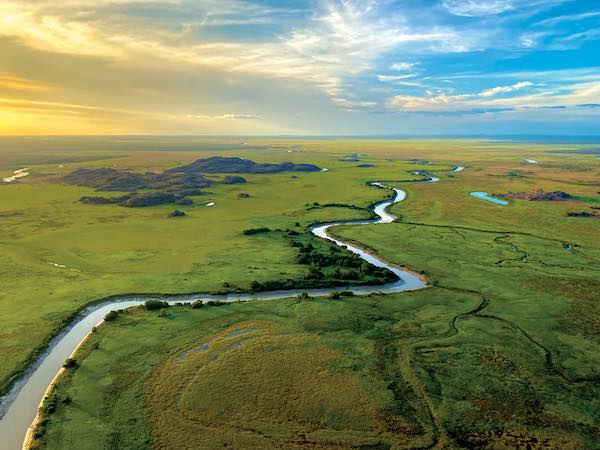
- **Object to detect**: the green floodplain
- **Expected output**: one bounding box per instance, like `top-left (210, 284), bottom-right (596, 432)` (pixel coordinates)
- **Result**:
top-left (1, 137), bottom-right (599, 449)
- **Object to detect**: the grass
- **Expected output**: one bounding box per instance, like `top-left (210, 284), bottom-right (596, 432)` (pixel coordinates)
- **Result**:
top-left (2, 137), bottom-right (600, 448)
top-left (1, 145), bottom-right (424, 394)
top-left (31, 290), bottom-right (478, 449)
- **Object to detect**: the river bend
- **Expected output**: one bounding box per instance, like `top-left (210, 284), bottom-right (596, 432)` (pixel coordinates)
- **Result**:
top-left (0, 180), bottom-right (429, 449)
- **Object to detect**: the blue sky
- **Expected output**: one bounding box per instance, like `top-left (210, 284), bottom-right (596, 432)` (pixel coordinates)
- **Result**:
top-left (0, 0), bottom-right (599, 134)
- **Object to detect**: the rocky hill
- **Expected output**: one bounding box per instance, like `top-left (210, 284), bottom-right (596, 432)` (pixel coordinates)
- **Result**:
top-left (65, 156), bottom-right (318, 208)
top-left (165, 156), bottom-right (320, 174)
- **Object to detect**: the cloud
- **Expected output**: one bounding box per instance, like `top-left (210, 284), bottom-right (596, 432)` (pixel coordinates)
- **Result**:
top-left (479, 81), bottom-right (533, 97)
top-left (442, 0), bottom-right (514, 17)
top-left (0, 73), bottom-right (50, 91)
top-left (387, 81), bottom-right (600, 113)
top-left (535, 11), bottom-right (600, 27)
top-left (388, 81), bottom-right (533, 109)
top-left (1, 0), bottom-right (599, 134)
top-left (0, 0), bottom-right (474, 110)
top-left (332, 98), bottom-right (377, 110)
top-left (377, 74), bottom-right (417, 82)
top-left (390, 62), bottom-right (416, 71)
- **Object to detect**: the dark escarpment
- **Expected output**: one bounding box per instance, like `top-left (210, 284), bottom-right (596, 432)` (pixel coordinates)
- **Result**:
top-left (222, 175), bottom-right (247, 184)
top-left (165, 156), bottom-right (321, 174)
top-left (81, 192), bottom-right (194, 208)
top-left (64, 168), bottom-right (213, 192)
top-left (65, 157), bottom-right (317, 208)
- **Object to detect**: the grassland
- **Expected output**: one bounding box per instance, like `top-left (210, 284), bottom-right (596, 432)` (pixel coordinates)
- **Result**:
top-left (1, 137), bottom-right (600, 448)
top-left (0, 141), bottom-right (433, 394)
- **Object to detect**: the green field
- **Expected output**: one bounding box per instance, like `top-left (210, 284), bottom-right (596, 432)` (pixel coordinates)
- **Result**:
top-left (1, 137), bottom-right (599, 448)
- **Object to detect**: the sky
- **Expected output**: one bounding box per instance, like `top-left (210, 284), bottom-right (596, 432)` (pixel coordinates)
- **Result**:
top-left (0, 0), bottom-right (599, 135)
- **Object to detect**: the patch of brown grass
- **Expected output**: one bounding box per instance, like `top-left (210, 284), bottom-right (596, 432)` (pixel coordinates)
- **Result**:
top-left (144, 321), bottom-right (419, 449)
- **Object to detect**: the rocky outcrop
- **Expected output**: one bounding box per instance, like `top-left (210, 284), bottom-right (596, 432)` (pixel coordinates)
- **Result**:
top-left (64, 168), bottom-right (147, 191)
top-left (69, 157), bottom-right (318, 209)
top-left (166, 156), bottom-right (320, 174)
top-left (81, 192), bottom-right (191, 208)
top-left (222, 175), bottom-right (247, 184)
top-left (498, 189), bottom-right (572, 201)
top-left (120, 192), bottom-right (179, 208)
top-left (80, 195), bottom-right (129, 205)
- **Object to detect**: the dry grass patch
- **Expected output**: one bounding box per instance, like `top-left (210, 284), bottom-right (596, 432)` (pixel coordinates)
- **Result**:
top-left (145, 321), bottom-right (415, 449)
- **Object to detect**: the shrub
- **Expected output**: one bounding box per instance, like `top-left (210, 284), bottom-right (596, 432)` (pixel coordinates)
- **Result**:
top-left (242, 227), bottom-right (271, 235)
top-left (297, 292), bottom-right (310, 301)
top-left (63, 358), bottom-right (77, 369)
top-left (145, 300), bottom-right (169, 310)
top-left (329, 292), bottom-right (341, 300)
top-left (191, 300), bottom-right (204, 309)
top-left (104, 310), bottom-right (119, 322)
top-left (250, 280), bottom-right (262, 291)
top-left (206, 300), bottom-right (227, 307)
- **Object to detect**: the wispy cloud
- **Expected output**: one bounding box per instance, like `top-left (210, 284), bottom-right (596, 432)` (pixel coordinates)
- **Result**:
top-left (377, 74), bottom-right (417, 82)
top-left (442, 0), bottom-right (514, 17)
top-left (0, 0), bottom-right (599, 134)
top-left (0, 0), bottom-right (474, 108)
top-left (534, 10), bottom-right (600, 27)
top-left (479, 81), bottom-right (533, 97)
top-left (390, 62), bottom-right (416, 71)
top-left (387, 81), bottom-right (600, 113)
top-left (0, 73), bottom-right (50, 91)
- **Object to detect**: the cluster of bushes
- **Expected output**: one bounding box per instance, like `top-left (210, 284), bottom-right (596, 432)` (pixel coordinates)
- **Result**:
top-left (329, 291), bottom-right (354, 300)
top-left (242, 227), bottom-right (271, 235)
top-left (249, 277), bottom-right (359, 292)
top-left (62, 358), bottom-right (77, 369)
top-left (191, 300), bottom-right (228, 308)
top-left (293, 237), bottom-right (398, 283)
top-left (247, 233), bottom-right (398, 292)
top-left (306, 202), bottom-right (365, 211)
top-left (104, 310), bottom-right (119, 321)
top-left (145, 300), bottom-right (169, 310)
top-left (294, 242), bottom-right (364, 269)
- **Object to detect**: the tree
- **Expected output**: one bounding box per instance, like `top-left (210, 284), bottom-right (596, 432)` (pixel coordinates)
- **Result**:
top-left (104, 310), bottom-right (119, 322)
top-left (145, 300), bottom-right (169, 310)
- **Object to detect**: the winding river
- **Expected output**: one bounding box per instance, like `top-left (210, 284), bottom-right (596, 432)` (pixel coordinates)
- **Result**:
top-left (0, 179), bottom-right (434, 449)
